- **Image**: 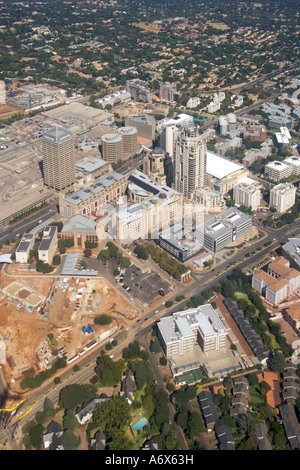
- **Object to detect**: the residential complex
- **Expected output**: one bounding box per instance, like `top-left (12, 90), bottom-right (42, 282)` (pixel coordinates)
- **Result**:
top-left (269, 183), bottom-right (296, 213)
top-left (157, 305), bottom-right (227, 359)
top-left (126, 79), bottom-right (150, 103)
top-left (264, 160), bottom-right (291, 181)
top-left (42, 124), bottom-right (75, 191)
top-left (252, 257), bottom-right (300, 306)
top-left (233, 178), bottom-right (262, 211)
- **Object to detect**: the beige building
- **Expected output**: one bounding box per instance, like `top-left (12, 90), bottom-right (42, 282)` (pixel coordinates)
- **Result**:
top-left (206, 151), bottom-right (249, 195)
top-left (252, 257), bottom-right (300, 306)
top-left (59, 171), bottom-right (129, 218)
top-left (117, 126), bottom-right (138, 158)
top-left (101, 133), bottom-right (123, 163)
top-left (116, 193), bottom-right (183, 242)
top-left (192, 187), bottom-right (226, 213)
top-left (269, 183), bottom-right (296, 213)
top-left (284, 306), bottom-right (300, 332)
top-left (42, 125), bottom-right (75, 191)
top-left (38, 226), bottom-right (58, 265)
top-left (143, 148), bottom-right (166, 185)
top-left (173, 123), bottom-right (207, 199)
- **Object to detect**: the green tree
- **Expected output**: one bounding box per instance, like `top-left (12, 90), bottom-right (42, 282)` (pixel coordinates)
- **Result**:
top-left (63, 409), bottom-right (78, 431)
top-left (268, 351), bottom-right (286, 373)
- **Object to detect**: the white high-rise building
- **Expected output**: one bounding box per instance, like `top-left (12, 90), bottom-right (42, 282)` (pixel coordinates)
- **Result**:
top-left (269, 183), bottom-right (296, 213)
top-left (233, 178), bottom-right (261, 211)
top-left (173, 123), bottom-right (207, 199)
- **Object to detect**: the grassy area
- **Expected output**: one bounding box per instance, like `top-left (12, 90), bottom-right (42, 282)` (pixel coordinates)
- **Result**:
top-left (249, 385), bottom-right (266, 406)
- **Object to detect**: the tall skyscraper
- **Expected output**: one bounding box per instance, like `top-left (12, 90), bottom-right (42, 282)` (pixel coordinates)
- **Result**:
top-left (42, 124), bottom-right (75, 191)
top-left (173, 124), bottom-right (207, 199)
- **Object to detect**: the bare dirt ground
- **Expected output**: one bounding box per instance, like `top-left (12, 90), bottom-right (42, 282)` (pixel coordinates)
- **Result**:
top-left (0, 269), bottom-right (139, 391)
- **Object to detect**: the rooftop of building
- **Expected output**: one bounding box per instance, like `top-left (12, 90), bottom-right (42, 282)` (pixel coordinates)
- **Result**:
top-left (206, 151), bottom-right (244, 180)
top-left (61, 214), bottom-right (97, 234)
top-left (42, 124), bottom-right (73, 144)
top-left (64, 171), bottom-right (126, 205)
top-left (76, 157), bottom-right (108, 174)
top-left (158, 304), bottom-right (226, 345)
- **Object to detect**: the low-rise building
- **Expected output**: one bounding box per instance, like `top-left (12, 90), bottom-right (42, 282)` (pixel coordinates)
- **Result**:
top-left (75, 157), bottom-right (111, 185)
top-left (252, 257), bottom-right (300, 306)
top-left (15, 233), bottom-right (35, 263)
top-left (38, 226), bottom-right (58, 265)
top-left (264, 161), bottom-right (292, 181)
top-left (192, 187), bottom-right (226, 213)
top-left (61, 214), bottom-right (98, 248)
top-left (196, 207), bottom-right (252, 253)
top-left (120, 369), bottom-right (135, 405)
top-left (157, 305), bottom-right (227, 359)
top-left (158, 223), bottom-right (200, 262)
top-left (283, 306), bottom-right (300, 332)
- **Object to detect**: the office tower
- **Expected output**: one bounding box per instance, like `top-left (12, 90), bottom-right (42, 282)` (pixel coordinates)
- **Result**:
top-left (173, 123), bottom-right (207, 199)
top-left (102, 133), bottom-right (123, 163)
top-left (159, 82), bottom-right (180, 102)
top-left (118, 126), bottom-right (138, 158)
top-left (125, 114), bottom-right (156, 141)
top-left (42, 124), bottom-right (75, 191)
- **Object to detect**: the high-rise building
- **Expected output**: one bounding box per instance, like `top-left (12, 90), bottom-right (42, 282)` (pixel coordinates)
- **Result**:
top-left (159, 82), bottom-right (180, 103)
top-left (173, 123), bottom-right (207, 199)
top-left (269, 182), bottom-right (296, 213)
top-left (101, 133), bottom-right (123, 163)
top-left (42, 124), bottom-right (75, 191)
top-left (233, 178), bottom-right (262, 211)
top-left (117, 126), bottom-right (138, 158)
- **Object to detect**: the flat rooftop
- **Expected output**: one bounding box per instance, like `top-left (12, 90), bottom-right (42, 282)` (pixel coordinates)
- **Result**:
top-left (206, 151), bottom-right (244, 180)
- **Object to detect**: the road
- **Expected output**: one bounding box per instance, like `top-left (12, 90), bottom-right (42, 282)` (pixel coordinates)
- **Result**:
top-left (0, 200), bottom-right (59, 245)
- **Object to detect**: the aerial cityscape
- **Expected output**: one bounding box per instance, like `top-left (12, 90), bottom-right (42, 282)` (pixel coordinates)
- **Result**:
top-left (0, 0), bottom-right (300, 454)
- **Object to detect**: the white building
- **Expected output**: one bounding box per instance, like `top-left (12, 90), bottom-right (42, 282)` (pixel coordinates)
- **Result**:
top-left (187, 97), bottom-right (201, 109)
top-left (95, 89), bottom-right (131, 108)
top-left (157, 304), bottom-right (227, 358)
top-left (264, 160), bottom-right (292, 181)
top-left (269, 183), bottom-right (296, 213)
top-left (283, 156), bottom-right (300, 175)
top-left (15, 233), bottom-right (35, 263)
top-left (233, 178), bottom-right (262, 211)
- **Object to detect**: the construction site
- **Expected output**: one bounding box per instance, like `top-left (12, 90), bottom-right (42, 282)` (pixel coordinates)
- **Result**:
top-left (0, 269), bottom-right (139, 394)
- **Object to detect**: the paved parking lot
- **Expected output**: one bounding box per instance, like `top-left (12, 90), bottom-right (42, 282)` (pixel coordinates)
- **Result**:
top-left (119, 263), bottom-right (173, 307)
